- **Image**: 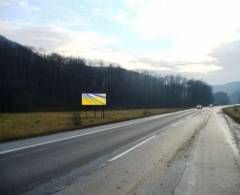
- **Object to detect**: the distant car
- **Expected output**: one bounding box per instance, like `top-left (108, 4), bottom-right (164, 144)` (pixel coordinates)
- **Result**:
top-left (196, 105), bottom-right (203, 109)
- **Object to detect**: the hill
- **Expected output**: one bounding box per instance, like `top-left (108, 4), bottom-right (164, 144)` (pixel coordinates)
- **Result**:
top-left (0, 35), bottom-right (214, 112)
top-left (213, 82), bottom-right (240, 104)
top-left (213, 81), bottom-right (240, 94)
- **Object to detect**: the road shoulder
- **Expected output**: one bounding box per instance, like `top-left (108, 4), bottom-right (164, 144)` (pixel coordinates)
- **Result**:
top-left (50, 110), bottom-right (209, 195)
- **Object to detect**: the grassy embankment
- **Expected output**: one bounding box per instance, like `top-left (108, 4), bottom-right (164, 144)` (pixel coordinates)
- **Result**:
top-left (0, 108), bottom-right (182, 142)
top-left (223, 106), bottom-right (240, 124)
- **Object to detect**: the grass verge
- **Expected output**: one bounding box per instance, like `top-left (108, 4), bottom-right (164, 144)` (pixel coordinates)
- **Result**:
top-left (0, 108), bottom-right (182, 142)
top-left (223, 106), bottom-right (240, 124)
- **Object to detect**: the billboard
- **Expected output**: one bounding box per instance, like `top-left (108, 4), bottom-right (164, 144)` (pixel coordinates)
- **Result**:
top-left (82, 93), bottom-right (107, 106)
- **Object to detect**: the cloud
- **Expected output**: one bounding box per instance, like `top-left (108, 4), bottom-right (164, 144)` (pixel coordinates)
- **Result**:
top-left (132, 58), bottom-right (223, 74)
top-left (208, 40), bottom-right (240, 83)
top-left (0, 20), bottom-right (173, 70)
top-left (119, 0), bottom-right (240, 62)
top-left (0, 20), bottom-right (225, 75)
top-left (0, 0), bottom-right (36, 10)
top-left (0, 0), bottom-right (27, 7)
top-left (112, 13), bottom-right (130, 24)
top-left (114, 0), bottom-right (240, 82)
top-left (0, 21), bottom-right (150, 69)
top-left (0, 21), bottom-right (67, 51)
top-left (176, 64), bottom-right (222, 74)
top-left (131, 57), bottom-right (172, 71)
top-left (211, 41), bottom-right (240, 67)
top-left (0, 20), bottom-right (119, 49)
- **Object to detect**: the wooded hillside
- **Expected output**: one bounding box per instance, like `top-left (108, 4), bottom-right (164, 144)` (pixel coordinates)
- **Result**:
top-left (0, 35), bottom-right (214, 112)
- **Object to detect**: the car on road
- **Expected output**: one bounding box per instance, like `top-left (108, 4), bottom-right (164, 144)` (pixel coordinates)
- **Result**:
top-left (196, 105), bottom-right (203, 109)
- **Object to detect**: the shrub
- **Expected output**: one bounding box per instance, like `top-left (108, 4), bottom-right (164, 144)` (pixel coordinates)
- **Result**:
top-left (71, 112), bottom-right (81, 126)
top-left (142, 110), bottom-right (152, 116)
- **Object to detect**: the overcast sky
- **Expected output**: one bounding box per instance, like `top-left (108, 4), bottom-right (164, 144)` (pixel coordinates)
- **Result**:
top-left (0, 0), bottom-right (240, 84)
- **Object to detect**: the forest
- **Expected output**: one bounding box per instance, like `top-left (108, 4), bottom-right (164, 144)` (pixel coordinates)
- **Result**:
top-left (0, 35), bottom-right (214, 112)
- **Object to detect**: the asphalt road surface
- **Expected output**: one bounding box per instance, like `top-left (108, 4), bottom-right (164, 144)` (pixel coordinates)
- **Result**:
top-left (0, 107), bottom-right (240, 195)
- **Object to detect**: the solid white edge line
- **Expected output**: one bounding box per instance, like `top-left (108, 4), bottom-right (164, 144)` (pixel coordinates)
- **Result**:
top-left (0, 109), bottom-right (191, 155)
top-left (108, 135), bottom-right (156, 162)
top-left (0, 124), bottom-right (133, 155)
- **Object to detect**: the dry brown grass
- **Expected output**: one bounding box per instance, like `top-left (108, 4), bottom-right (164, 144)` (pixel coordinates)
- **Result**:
top-left (0, 108), bottom-right (181, 142)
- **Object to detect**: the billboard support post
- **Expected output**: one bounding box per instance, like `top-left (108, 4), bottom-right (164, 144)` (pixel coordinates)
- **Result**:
top-left (81, 93), bottom-right (107, 120)
top-left (94, 107), bottom-right (97, 118)
top-left (102, 107), bottom-right (105, 119)
top-left (85, 109), bottom-right (87, 118)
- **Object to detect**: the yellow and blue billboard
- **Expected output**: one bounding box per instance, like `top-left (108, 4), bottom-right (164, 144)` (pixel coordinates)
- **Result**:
top-left (82, 93), bottom-right (107, 106)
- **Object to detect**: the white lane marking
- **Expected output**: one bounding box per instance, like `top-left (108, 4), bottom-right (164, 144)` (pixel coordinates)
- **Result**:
top-left (0, 110), bottom-right (192, 155)
top-left (0, 123), bottom-right (135, 155)
top-left (108, 135), bottom-right (156, 162)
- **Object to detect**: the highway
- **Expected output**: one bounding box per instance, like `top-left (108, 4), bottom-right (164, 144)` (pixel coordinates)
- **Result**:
top-left (0, 107), bottom-right (240, 195)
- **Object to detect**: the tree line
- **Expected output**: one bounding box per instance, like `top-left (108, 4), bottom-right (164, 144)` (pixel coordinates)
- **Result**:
top-left (0, 35), bottom-right (214, 112)
top-left (213, 92), bottom-right (231, 105)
